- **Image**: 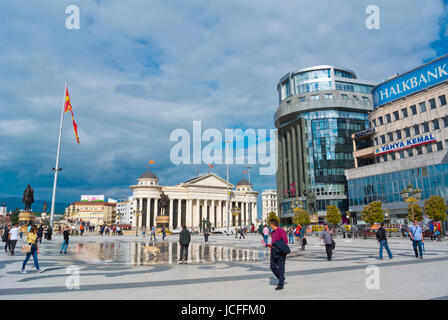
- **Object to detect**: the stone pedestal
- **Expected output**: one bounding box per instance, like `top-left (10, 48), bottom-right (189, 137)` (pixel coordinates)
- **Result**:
top-left (18, 211), bottom-right (35, 225)
top-left (155, 215), bottom-right (169, 228)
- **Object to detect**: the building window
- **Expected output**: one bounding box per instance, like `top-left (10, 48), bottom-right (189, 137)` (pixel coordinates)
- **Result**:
top-left (390, 152), bottom-right (396, 160)
top-left (298, 96), bottom-right (306, 102)
top-left (439, 95), bottom-right (447, 106)
top-left (372, 119), bottom-right (376, 127)
top-left (380, 135), bottom-right (386, 144)
top-left (419, 102), bottom-right (426, 112)
top-left (396, 130), bottom-right (402, 140)
top-left (393, 111), bottom-right (399, 121)
top-left (404, 127), bottom-right (411, 138)
top-left (407, 149), bottom-right (414, 157)
top-left (445, 139), bottom-right (448, 149)
top-left (311, 94), bottom-right (320, 100)
top-left (382, 154), bottom-right (388, 162)
top-left (413, 124), bottom-right (420, 135)
top-left (353, 95), bottom-right (359, 100)
top-left (426, 144), bottom-right (433, 153)
top-left (378, 116), bottom-right (384, 125)
top-left (388, 133), bottom-right (394, 142)
top-left (410, 105), bottom-right (417, 115)
top-left (374, 137), bottom-right (378, 145)
top-left (422, 122), bottom-right (430, 133)
top-left (436, 141), bottom-right (443, 151)
top-left (399, 150), bottom-right (405, 159)
top-left (401, 108), bottom-right (408, 118)
top-left (324, 93), bottom-right (333, 99)
top-left (385, 114), bottom-right (391, 123)
top-left (433, 119), bottom-right (440, 130)
top-left (362, 96), bottom-right (369, 102)
top-left (341, 94), bottom-right (348, 99)
top-left (443, 116), bottom-right (448, 127)
top-left (429, 98), bottom-right (436, 109)
top-left (416, 146), bottom-right (423, 155)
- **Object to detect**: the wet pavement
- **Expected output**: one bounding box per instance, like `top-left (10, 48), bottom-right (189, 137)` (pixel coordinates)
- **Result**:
top-left (72, 241), bottom-right (271, 265)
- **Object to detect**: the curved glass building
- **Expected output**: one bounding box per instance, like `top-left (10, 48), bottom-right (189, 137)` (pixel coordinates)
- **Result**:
top-left (274, 65), bottom-right (374, 223)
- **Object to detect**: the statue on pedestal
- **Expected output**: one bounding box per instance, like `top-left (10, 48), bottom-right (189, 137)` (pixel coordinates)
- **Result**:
top-left (158, 192), bottom-right (170, 216)
top-left (23, 184), bottom-right (34, 212)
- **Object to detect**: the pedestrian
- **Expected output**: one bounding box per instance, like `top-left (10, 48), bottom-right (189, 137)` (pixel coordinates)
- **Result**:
top-left (80, 224), bottom-right (84, 236)
top-left (266, 218), bottom-right (289, 290)
top-left (287, 226), bottom-right (294, 244)
top-left (239, 227), bottom-right (245, 239)
top-left (320, 224), bottom-right (335, 261)
top-left (342, 226), bottom-right (346, 239)
top-left (294, 224), bottom-right (301, 243)
top-left (2, 225), bottom-right (11, 253)
top-left (47, 226), bottom-right (52, 240)
top-left (262, 225), bottom-right (269, 246)
top-left (8, 224), bottom-right (20, 256)
top-left (37, 225), bottom-right (43, 243)
top-left (151, 226), bottom-right (156, 241)
top-left (299, 226), bottom-right (307, 250)
top-left (142, 227), bottom-right (146, 238)
top-left (162, 226), bottom-right (166, 241)
top-left (376, 222), bottom-right (393, 260)
top-left (409, 220), bottom-right (424, 259)
top-left (20, 226), bottom-right (45, 274)
top-left (60, 226), bottom-right (71, 254)
top-left (178, 224), bottom-right (191, 264)
top-left (204, 226), bottom-right (210, 242)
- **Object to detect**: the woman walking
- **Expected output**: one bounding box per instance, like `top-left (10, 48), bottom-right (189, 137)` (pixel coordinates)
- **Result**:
top-left (21, 226), bottom-right (45, 274)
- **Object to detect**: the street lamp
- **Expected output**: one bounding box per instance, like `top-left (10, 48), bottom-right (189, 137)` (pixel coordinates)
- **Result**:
top-left (232, 206), bottom-right (241, 238)
top-left (245, 166), bottom-right (252, 226)
top-left (135, 210), bottom-right (141, 237)
top-left (401, 183), bottom-right (422, 222)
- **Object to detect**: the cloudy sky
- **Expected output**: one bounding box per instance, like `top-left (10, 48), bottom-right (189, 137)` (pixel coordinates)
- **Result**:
top-left (0, 0), bottom-right (447, 214)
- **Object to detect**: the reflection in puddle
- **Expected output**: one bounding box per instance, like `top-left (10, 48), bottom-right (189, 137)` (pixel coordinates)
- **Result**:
top-left (73, 241), bottom-right (270, 265)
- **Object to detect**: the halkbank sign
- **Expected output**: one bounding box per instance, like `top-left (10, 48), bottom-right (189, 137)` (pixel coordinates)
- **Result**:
top-left (375, 134), bottom-right (436, 156)
top-left (373, 55), bottom-right (448, 109)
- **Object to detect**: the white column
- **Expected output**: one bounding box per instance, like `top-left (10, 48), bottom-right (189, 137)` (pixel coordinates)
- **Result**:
top-left (177, 199), bottom-right (182, 228)
top-left (195, 199), bottom-right (200, 228)
top-left (217, 201), bottom-right (222, 227)
top-left (210, 200), bottom-right (215, 227)
top-left (153, 198), bottom-right (158, 227)
top-left (146, 198), bottom-right (151, 228)
top-left (187, 199), bottom-right (193, 227)
top-left (132, 198), bottom-right (138, 227)
top-left (169, 199), bottom-right (174, 229)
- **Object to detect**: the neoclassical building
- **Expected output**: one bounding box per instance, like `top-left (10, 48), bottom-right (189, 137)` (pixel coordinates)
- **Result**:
top-left (130, 171), bottom-right (259, 230)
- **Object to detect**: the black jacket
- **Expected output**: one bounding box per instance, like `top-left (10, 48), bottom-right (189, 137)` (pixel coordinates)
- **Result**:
top-left (377, 227), bottom-right (387, 241)
top-left (179, 229), bottom-right (191, 245)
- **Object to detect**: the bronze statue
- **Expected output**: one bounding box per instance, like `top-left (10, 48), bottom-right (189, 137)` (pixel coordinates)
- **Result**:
top-left (305, 189), bottom-right (316, 214)
top-left (158, 192), bottom-right (170, 216)
top-left (23, 184), bottom-right (34, 212)
top-left (43, 202), bottom-right (47, 213)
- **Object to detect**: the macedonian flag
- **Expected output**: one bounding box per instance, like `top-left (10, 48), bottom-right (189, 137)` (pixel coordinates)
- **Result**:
top-left (64, 87), bottom-right (80, 144)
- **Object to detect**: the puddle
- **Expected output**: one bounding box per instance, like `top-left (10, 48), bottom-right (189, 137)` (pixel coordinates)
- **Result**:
top-left (72, 241), bottom-right (270, 266)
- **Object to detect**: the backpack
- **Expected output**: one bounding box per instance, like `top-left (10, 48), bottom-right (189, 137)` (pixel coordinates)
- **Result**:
top-left (376, 230), bottom-right (382, 240)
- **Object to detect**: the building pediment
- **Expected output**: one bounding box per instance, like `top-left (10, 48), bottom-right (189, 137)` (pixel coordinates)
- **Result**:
top-left (181, 173), bottom-right (233, 189)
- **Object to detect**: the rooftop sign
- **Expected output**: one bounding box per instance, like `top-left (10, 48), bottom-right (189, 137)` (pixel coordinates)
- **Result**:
top-left (372, 55), bottom-right (448, 109)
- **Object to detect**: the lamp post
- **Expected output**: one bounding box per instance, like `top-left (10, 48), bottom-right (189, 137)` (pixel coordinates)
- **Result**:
top-left (225, 140), bottom-right (231, 235)
top-left (245, 166), bottom-right (252, 226)
top-left (400, 183), bottom-right (422, 222)
top-left (232, 206), bottom-right (241, 238)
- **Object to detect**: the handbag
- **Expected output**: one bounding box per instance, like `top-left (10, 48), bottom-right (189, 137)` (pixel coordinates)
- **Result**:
top-left (21, 244), bottom-right (31, 253)
top-left (331, 240), bottom-right (336, 250)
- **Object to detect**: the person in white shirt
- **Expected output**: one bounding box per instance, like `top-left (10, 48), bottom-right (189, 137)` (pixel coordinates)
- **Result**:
top-left (8, 224), bottom-right (20, 256)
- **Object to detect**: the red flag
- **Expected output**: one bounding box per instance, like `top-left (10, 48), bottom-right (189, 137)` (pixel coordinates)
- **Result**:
top-left (149, 160), bottom-right (155, 164)
top-left (64, 87), bottom-right (79, 144)
top-left (243, 170), bottom-right (248, 174)
top-left (208, 164), bottom-right (214, 168)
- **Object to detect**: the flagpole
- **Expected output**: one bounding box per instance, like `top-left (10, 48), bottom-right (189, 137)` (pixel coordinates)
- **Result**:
top-left (50, 82), bottom-right (67, 228)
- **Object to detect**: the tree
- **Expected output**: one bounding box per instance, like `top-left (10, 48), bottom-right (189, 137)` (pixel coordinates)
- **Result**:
top-left (292, 208), bottom-right (311, 226)
top-left (407, 201), bottom-right (423, 222)
top-left (326, 205), bottom-right (341, 233)
top-left (267, 211), bottom-right (280, 225)
top-left (424, 195), bottom-right (447, 222)
top-left (10, 208), bottom-right (20, 225)
top-left (361, 201), bottom-right (384, 225)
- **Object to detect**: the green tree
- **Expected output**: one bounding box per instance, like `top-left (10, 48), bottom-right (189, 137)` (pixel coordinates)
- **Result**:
top-left (407, 201), bottom-right (423, 222)
top-left (292, 208), bottom-right (311, 226)
top-left (361, 201), bottom-right (384, 225)
top-left (326, 205), bottom-right (341, 232)
top-left (424, 195), bottom-right (447, 222)
top-left (10, 208), bottom-right (20, 225)
top-left (267, 211), bottom-right (280, 225)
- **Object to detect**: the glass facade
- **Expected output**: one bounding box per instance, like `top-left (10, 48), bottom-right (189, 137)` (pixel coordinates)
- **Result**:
top-left (335, 81), bottom-right (373, 94)
top-left (348, 163), bottom-right (448, 207)
top-left (303, 110), bottom-right (369, 212)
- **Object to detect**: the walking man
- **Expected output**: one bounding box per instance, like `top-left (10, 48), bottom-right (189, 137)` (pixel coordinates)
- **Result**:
top-left (239, 227), bottom-right (245, 239)
top-left (60, 226), bottom-right (71, 254)
top-left (409, 220), bottom-right (424, 259)
top-left (287, 226), bottom-right (294, 244)
top-left (2, 225), bottom-right (11, 253)
top-left (377, 222), bottom-right (393, 260)
top-left (151, 226), bottom-right (157, 241)
top-left (37, 225), bottom-right (43, 244)
top-left (266, 218), bottom-right (288, 290)
top-left (161, 226), bottom-right (166, 241)
top-left (178, 225), bottom-right (191, 264)
top-left (8, 224), bottom-right (20, 256)
top-left (204, 227), bottom-right (210, 242)
top-left (320, 224), bottom-right (334, 261)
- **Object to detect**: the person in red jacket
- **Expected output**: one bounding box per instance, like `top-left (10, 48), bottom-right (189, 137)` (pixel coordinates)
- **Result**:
top-left (266, 218), bottom-right (288, 290)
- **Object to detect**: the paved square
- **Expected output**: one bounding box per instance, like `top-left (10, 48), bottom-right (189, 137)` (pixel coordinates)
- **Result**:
top-left (1, 233), bottom-right (447, 299)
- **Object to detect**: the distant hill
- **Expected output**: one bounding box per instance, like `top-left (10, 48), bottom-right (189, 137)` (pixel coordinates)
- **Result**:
top-left (0, 197), bottom-right (68, 214)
